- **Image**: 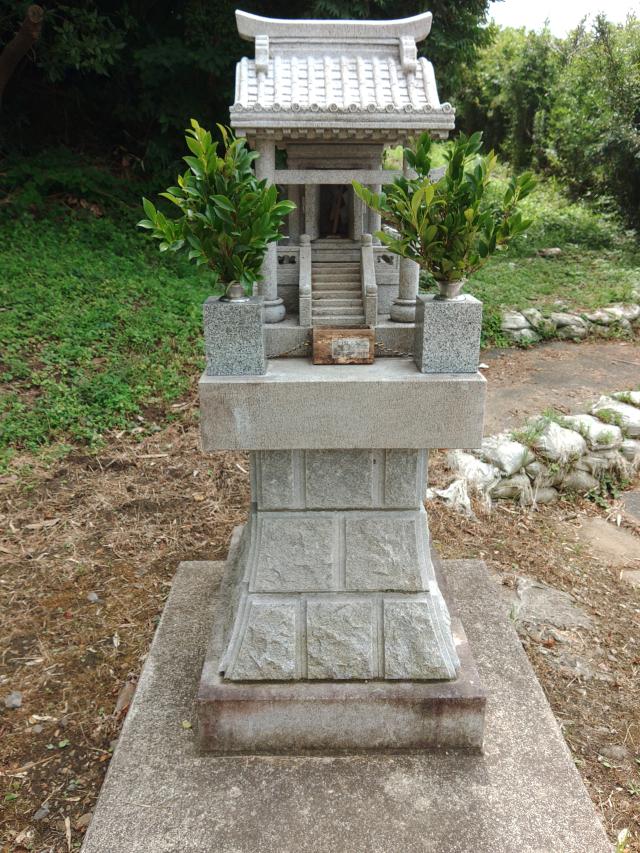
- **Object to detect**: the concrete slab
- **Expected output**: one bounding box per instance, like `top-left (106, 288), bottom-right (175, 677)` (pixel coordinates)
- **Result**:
top-left (81, 559), bottom-right (611, 853)
top-left (199, 358), bottom-right (486, 451)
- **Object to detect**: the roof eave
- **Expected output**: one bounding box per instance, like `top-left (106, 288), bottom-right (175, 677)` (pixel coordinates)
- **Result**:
top-left (235, 10), bottom-right (433, 43)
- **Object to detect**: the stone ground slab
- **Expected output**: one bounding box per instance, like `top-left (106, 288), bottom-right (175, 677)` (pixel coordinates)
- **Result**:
top-left (81, 560), bottom-right (611, 853)
top-left (622, 490), bottom-right (640, 521)
top-left (576, 517), bottom-right (640, 566)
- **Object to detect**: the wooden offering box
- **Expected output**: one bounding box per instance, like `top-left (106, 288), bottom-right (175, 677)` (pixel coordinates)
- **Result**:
top-left (312, 326), bottom-right (375, 365)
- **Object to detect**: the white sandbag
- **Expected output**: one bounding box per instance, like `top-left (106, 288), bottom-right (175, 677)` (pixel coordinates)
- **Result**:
top-left (592, 396), bottom-right (640, 437)
top-left (559, 470), bottom-right (599, 493)
top-left (620, 439), bottom-right (640, 466)
top-left (562, 414), bottom-right (623, 449)
top-left (426, 479), bottom-right (473, 516)
top-left (480, 434), bottom-right (534, 476)
top-left (532, 420), bottom-right (587, 463)
top-left (501, 310), bottom-right (531, 332)
top-left (490, 473), bottom-right (532, 503)
top-left (604, 303), bottom-right (640, 322)
top-left (531, 486), bottom-right (558, 504)
top-left (612, 390), bottom-right (640, 407)
top-left (575, 450), bottom-right (625, 476)
top-left (446, 451), bottom-right (501, 493)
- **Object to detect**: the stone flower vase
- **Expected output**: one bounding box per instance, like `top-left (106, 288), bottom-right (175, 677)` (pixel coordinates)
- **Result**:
top-left (435, 278), bottom-right (466, 301)
top-left (203, 281), bottom-right (267, 377)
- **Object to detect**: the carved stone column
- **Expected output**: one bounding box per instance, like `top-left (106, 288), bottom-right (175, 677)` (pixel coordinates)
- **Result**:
top-left (390, 151), bottom-right (420, 323)
top-left (254, 139), bottom-right (286, 323)
top-left (368, 183), bottom-right (382, 244)
top-left (304, 185), bottom-right (320, 241)
top-left (287, 185), bottom-right (302, 242)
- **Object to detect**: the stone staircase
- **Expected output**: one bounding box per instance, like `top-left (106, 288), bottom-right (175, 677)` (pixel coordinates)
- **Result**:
top-left (311, 261), bottom-right (364, 327)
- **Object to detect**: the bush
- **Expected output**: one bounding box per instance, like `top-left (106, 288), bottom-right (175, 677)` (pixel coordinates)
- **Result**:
top-left (455, 16), bottom-right (640, 227)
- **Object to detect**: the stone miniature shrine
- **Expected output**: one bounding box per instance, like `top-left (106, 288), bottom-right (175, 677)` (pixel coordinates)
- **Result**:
top-left (80, 12), bottom-right (615, 849)
top-left (229, 9), bottom-right (454, 336)
top-left (196, 9), bottom-right (486, 753)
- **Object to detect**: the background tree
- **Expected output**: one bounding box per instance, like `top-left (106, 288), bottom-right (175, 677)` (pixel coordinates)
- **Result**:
top-left (0, 0), bottom-right (496, 166)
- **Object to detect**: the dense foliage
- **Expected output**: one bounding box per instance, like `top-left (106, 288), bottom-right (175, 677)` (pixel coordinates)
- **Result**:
top-left (0, 0), bottom-right (492, 166)
top-left (139, 122), bottom-right (294, 291)
top-left (456, 16), bottom-right (640, 226)
top-left (354, 132), bottom-right (535, 282)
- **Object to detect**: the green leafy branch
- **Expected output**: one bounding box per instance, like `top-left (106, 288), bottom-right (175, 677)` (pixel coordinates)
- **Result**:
top-left (138, 120), bottom-right (295, 294)
top-left (353, 131), bottom-right (536, 282)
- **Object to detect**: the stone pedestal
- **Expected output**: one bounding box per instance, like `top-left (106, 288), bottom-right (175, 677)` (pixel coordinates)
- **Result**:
top-left (414, 294), bottom-right (482, 374)
top-left (203, 296), bottom-right (266, 376)
top-left (218, 450), bottom-right (457, 682)
top-left (197, 358), bottom-right (486, 752)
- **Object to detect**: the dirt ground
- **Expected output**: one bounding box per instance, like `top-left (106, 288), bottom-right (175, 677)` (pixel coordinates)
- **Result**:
top-left (482, 338), bottom-right (640, 433)
top-left (1, 341), bottom-right (639, 852)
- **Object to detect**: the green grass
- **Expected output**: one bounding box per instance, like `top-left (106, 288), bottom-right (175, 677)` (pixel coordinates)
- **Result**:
top-left (0, 210), bottom-right (215, 464)
top-left (1, 154), bottom-right (638, 460)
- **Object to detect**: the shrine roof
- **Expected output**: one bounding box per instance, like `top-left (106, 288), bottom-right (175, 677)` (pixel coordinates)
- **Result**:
top-left (230, 10), bottom-right (455, 140)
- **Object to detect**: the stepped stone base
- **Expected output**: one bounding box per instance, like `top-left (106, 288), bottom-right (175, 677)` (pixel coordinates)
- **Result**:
top-left (197, 544), bottom-right (485, 753)
top-left (81, 558), bottom-right (611, 853)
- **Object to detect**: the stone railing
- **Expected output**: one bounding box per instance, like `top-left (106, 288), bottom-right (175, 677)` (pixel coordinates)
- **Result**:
top-left (276, 244), bottom-right (300, 285)
top-left (361, 233), bottom-right (378, 326)
top-left (298, 234), bottom-right (312, 327)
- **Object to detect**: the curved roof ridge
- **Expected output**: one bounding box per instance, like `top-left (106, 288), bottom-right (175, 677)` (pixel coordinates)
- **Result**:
top-left (235, 10), bottom-right (433, 43)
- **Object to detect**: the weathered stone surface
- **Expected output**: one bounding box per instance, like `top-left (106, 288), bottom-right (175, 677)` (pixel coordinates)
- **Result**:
top-left (383, 599), bottom-right (457, 679)
top-left (345, 515), bottom-right (423, 591)
top-left (384, 449), bottom-right (425, 506)
top-left (414, 294), bottom-right (482, 374)
top-left (305, 450), bottom-right (373, 508)
top-left (621, 490), bottom-right (640, 520)
top-left (255, 449), bottom-right (426, 510)
top-left (256, 450), bottom-right (296, 509)
top-left (199, 358), bottom-right (486, 450)
top-left (81, 560), bottom-right (611, 852)
top-left (513, 577), bottom-right (594, 632)
top-left (575, 450), bottom-right (624, 476)
top-left (252, 516), bottom-right (336, 592)
top-left (227, 600), bottom-right (298, 680)
top-left (522, 308), bottom-right (556, 336)
top-left (306, 599), bottom-right (375, 679)
top-left (203, 296), bottom-right (266, 376)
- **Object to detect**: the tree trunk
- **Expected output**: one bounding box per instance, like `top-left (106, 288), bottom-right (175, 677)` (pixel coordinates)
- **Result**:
top-left (0, 5), bottom-right (44, 105)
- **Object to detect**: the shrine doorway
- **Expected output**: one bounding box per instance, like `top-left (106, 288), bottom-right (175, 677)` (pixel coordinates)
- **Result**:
top-left (319, 185), bottom-right (351, 239)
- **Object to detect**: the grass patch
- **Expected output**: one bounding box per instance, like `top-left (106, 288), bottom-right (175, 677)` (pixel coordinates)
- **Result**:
top-left (0, 210), bottom-right (216, 463)
top-left (2, 153), bottom-right (639, 458)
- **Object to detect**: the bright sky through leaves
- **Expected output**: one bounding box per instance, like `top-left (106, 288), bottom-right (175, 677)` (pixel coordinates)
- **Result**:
top-left (488, 0), bottom-right (638, 34)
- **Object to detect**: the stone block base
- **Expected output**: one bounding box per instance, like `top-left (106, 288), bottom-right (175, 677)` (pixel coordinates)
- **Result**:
top-left (197, 613), bottom-right (484, 753)
top-left (81, 559), bottom-right (611, 853)
top-left (414, 293), bottom-right (482, 374)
